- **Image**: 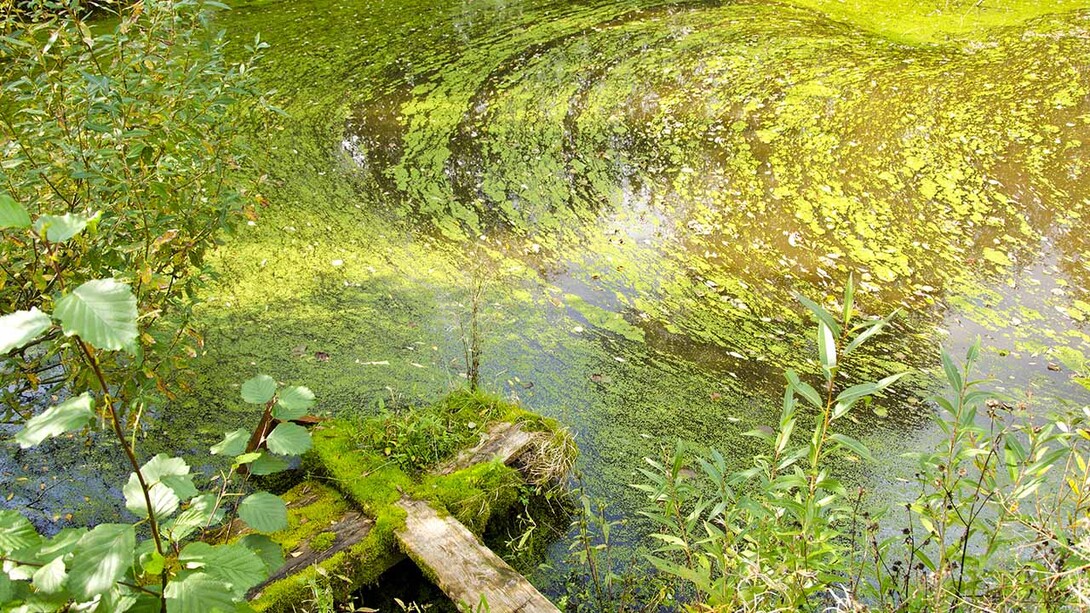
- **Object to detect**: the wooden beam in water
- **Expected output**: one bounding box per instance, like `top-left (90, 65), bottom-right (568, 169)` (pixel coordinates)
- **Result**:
top-left (396, 497), bottom-right (560, 613)
top-left (247, 509), bottom-right (376, 601)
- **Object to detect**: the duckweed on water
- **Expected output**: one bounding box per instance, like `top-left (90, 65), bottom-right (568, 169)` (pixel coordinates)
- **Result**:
top-left (203, 0), bottom-right (1090, 589)
top-left (10, 0), bottom-right (1090, 598)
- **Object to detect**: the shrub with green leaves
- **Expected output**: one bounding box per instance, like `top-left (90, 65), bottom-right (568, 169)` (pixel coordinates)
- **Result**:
top-left (1, 277), bottom-right (312, 610)
top-left (635, 280), bottom-right (1090, 611)
top-left (0, 0), bottom-right (273, 423)
top-left (0, 2), bottom-right (305, 609)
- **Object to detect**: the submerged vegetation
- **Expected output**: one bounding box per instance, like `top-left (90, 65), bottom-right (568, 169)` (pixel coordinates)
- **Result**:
top-left (2, 0), bottom-right (1090, 610)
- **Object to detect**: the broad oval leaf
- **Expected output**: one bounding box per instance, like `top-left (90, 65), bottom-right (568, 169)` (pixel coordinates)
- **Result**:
top-left (124, 478), bottom-right (179, 519)
top-left (123, 454), bottom-right (194, 519)
top-left (165, 494), bottom-right (226, 542)
top-left (211, 428), bottom-right (249, 456)
top-left (0, 510), bottom-right (41, 555)
top-left (241, 375), bottom-right (276, 404)
top-left (164, 572), bottom-right (237, 613)
top-left (140, 453), bottom-right (190, 482)
top-left (238, 492), bottom-right (287, 533)
top-left (16, 393), bottom-right (95, 448)
top-left (32, 556), bottom-right (67, 594)
top-left (67, 523), bottom-right (135, 600)
top-left (33, 211), bottom-right (98, 242)
top-left (264, 422), bottom-right (311, 456)
top-left (239, 534), bottom-right (285, 575)
top-left (0, 308), bottom-right (52, 354)
top-left (249, 452), bottom-right (290, 476)
top-left (179, 542), bottom-right (265, 598)
top-left (54, 279), bottom-right (138, 352)
top-left (0, 194), bottom-right (31, 229)
top-left (273, 386), bottom-right (314, 420)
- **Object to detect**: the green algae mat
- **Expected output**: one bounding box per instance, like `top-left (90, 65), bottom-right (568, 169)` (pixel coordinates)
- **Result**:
top-left (5, 0), bottom-right (1090, 600)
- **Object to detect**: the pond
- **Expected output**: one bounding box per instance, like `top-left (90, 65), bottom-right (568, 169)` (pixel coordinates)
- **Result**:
top-left (5, 0), bottom-right (1090, 602)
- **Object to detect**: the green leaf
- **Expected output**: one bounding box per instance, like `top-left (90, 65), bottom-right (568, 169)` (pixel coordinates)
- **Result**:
top-left (32, 556), bottom-right (67, 594)
top-left (33, 212), bottom-right (98, 242)
top-left (0, 308), bottom-right (52, 354)
top-left (164, 572), bottom-right (237, 613)
top-left (211, 428), bottom-right (249, 456)
top-left (817, 320), bottom-right (837, 372)
top-left (35, 528), bottom-right (85, 563)
top-left (829, 433), bottom-right (873, 461)
top-left (844, 316), bottom-right (895, 355)
top-left (238, 492), bottom-right (288, 533)
top-left (0, 573), bottom-right (12, 603)
top-left (941, 351), bottom-right (963, 392)
top-left (123, 454), bottom-right (194, 518)
top-left (784, 370), bottom-right (822, 408)
top-left (797, 293), bottom-right (840, 337)
top-left (249, 452), bottom-right (290, 476)
top-left (264, 423), bottom-right (311, 456)
top-left (140, 550), bottom-right (165, 576)
top-left (165, 494), bottom-right (225, 541)
top-left (141, 454), bottom-right (190, 483)
top-left (0, 194), bottom-right (31, 229)
top-left (180, 542), bottom-right (266, 598)
top-left (842, 273), bottom-right (855, 323)
top-left (54, 279), bottom-right (138, 352)
top-left (0, 510), bottom-right (41, 554)
top-left (833, 373), bottom-right (908, 418)
top-left (273, 386), bottom-right (314, 420)
top-left (241, 375), bottom-right (276, 404)
top-left (161, 474), bottom-right (198, 501)
top-left (238, 534), bottom-right (285, 575)
top-left (125, 477), bottom-right (179, 514)
top-left (67, 523), bottom-right (135, 599)
top-left (15, 393), bottom-right (95, 448)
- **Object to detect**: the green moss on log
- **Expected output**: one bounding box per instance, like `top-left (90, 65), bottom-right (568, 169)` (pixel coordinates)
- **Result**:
top-left (249, 388), bottom-right (574, 611)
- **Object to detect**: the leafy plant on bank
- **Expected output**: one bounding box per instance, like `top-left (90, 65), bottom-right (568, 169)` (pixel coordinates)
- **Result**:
top-left (0, 2), bottom-right (306, 607)
top-left (636, 279), bottom-right (1090, 610)
top-left (0, 201), bottom-right (312, 611)
top-left (0, 0), bottom-right (274, 424)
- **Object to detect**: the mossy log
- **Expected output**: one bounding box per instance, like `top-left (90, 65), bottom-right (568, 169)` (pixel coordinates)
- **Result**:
top-left (434, 421), bottom-right (535, 475)
top-left (246, 509), bottom-right (374, 599)
top-left (247, 395), bottom-right (573, 612)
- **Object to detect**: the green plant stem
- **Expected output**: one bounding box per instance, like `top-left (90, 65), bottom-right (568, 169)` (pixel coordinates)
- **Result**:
top-left (75, 338), bottom-right (167, 612)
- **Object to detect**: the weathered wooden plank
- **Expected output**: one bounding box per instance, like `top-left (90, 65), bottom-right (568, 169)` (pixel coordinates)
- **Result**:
top-left (395, 498), bottom-right (559, 613)
top-left (247, 510), bottom-right (375, 600)
top-left (434, 422), bottom-right (536, 476)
